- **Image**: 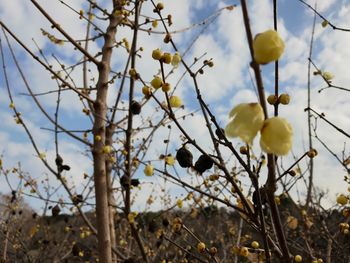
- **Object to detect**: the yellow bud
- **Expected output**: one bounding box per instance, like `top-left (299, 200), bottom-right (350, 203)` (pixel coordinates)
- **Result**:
top-left (152, 20), bottom-right (158, 28)
top-left (176, 199), bottom-right (183, 208)
top-left (163, 33), bottom-right (172, 43)
top-left (142, 86), bottom-right (152, 97)
top-left (151, 76), bottom-right (163, 89)
top-left (152, 48), bottom-right (162, 60)
top-left (209, 174), bottom-right (219, 181)
top-left (294, 255), bottom-right (302, 262)
top-left (161, 52), bottom-right (172, 64)
top-left (253, 29), bottom-right (285, 64)
top-left (129, 68), bottom-right (137, 79)
top-left (322, 20), bottom-right (329, 28)
top-left (162, 82), bottom-right (171, 92)
top-left (275, 196), bottom-right (281, 205)
top-left (82, 108), bottom-right (90, 115)
top-left (128, 212), bottom-right (138, 224)
top-left (225, 103), bottom-right (264, 144)
top-left (260, 117), bottom-right (293, 156)
top-left (240, 247), bottom-right (249, 257)
top-left (239, 146), bottom-right (248, 155)
top-left (95, 135), bottom-right (102, 141)
top-left (156, 2), bottom-right (164, 11)
top-left (144, 164), bottom-right (154, 176)
top-left (279, 93), bottom-right (290, 105)
top-left (267, 95), bottom-right (278, 105)
top-left (169, 96), bottom-right (182, 108)
top-left (197, 242), bottom-right (206, 253)
top-left (337, 194), bottom-right (348, 206)
top-left (251, 241), bottom-right (259, 249)
top-left (101, 145), bottom-right (112, 154)
top-left (307, 149), bottom-right (318, 158)
top-left (9, 102), bottom-right (15, 109)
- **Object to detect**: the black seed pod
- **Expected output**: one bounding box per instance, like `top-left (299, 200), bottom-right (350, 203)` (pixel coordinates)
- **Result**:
top-left (61, 165), bottom-right (70, 171)
top-left (215, 128), bottom-right (225, 140)
top-left (131, 179), bottom-right (140, 187)
top-left (194, 154), bottom-right (213, 174)
top-left (72, 243), bottom-right (81, 257)
top-left (72, 194), bottom-right (83, 205)
top-left (120, 175), bottom-right (129, 189)
top-left (148, 220), bottom-right (158, 233)
top-left (162, 218), bottom-right (169, 227)
top-left (52, 205), bottom-right (61, 217)
top-left (176, 147), bottom-right (193, 168)
top-left (55, 154), bottom-right (63, 166)
top-left (130, 100), bottom-right (141, 115)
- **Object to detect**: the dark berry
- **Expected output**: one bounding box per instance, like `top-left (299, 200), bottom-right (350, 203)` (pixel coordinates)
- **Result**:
top-left (194, 154), bottom-right (213, 174)
top-left (176, 147), bottom-right (193, 168)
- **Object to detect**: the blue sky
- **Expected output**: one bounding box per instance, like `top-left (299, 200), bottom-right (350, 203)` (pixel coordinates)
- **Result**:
top-left (0, 0), bottom-right (349, 212)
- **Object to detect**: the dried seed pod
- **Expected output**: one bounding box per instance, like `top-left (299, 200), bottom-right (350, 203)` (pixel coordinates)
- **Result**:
top-left (176, 146), bottom-right (193, 168)
top-left (148, 220), bottom-right (158, 233)
top-left (162, 218), bottom-right (169, 227)
top-left (61, 165), bottom-right (70, 171)
top-left (55, 154), bottom-right (63, 166)
top-left (131, 179), bottom-right (140, 187)
top-left (130, 100), bottom-right (141, 115)
top-left (194, 154), bottom-right (213, 174)
top-left (72, 194), bottom-right (83, 205)
top-left (120, 175), bottom-right (129, 189)
top-left (52, 205), bottom-right (61, 217)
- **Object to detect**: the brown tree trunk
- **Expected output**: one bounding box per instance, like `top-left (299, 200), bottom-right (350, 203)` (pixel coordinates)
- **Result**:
top-left (92, 2), bottom-right (122, 262)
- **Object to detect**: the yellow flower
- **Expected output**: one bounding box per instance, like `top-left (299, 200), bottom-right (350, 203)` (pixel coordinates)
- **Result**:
top-left (144, 164), bottom-right (154, 176)
top-left (253, 29), bottom-right (285, 64)
top-left (165, 155), bottom-right (175, 165)
top-left (169, 96), bottom-right (182, 108)
top-left (171, 52), bottom-right (181, 68)
top-left (224, 103), bottom-right (264, 144)
top-left (322, 71), bottom-right (334, 81)
top-left (260, 117), bottom-right (293, 155)
top-left (176, 199), bottom-right (183, 208)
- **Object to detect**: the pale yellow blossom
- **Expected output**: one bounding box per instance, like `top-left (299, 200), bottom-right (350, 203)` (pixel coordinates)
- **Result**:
top-left (169, 96), bottom-right (182, 108)
top-left (225, 103), bottom-right (264, 144)
top-left (253, 30), bottom-right (285, 64)
top-left (260, 117), bottom-right (293, 155)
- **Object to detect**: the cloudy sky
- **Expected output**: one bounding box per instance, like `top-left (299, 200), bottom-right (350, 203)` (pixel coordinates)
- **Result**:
top-left (0, 0), bottom-right (349, 212)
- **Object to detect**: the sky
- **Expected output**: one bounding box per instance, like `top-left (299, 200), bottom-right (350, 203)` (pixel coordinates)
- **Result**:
top-left (0, 0), bottom-right (349, 213)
